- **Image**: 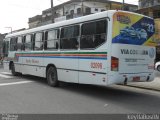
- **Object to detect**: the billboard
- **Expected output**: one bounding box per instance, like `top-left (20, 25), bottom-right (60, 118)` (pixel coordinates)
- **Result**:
top-left (112, 12), bottom-right (156, 46)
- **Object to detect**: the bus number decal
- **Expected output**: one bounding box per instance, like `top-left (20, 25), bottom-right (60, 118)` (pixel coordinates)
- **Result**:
top-left (147, 24), bottom-right (154, 33)
top-left (91, 62), bottom-right (102, 69)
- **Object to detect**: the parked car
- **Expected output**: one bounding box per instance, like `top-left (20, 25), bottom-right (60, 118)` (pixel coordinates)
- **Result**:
top-left (155, 61), bottom-right (160, 71)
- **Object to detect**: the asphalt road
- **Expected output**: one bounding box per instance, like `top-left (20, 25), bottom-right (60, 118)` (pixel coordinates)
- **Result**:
top-left (0, 68), bottom-right (160, 114)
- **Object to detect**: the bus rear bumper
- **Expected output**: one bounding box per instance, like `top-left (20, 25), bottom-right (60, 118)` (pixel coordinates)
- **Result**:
top-left (108, 72), bottom-right (155, 85)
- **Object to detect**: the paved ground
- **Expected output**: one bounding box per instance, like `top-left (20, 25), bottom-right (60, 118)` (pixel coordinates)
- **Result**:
top-left (0, 68), bottom-right (159, 114)
top-left (127, 71), bottom-right (160, 91)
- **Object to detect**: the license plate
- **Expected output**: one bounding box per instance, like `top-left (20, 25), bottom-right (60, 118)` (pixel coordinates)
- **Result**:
top-left (133, 77), bottom-right (140, 81)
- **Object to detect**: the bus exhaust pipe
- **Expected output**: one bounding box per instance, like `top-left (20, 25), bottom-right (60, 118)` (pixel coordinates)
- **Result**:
top-left (124, 78), bottom-right (128, 85)
top-left (146, 76), bottom-right (150, 81)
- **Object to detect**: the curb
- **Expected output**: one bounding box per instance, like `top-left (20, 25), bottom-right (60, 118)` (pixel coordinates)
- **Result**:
top-left (126, 84), bottom-right (160, 92)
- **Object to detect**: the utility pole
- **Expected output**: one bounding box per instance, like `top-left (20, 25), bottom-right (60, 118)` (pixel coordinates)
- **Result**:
top-left (122, 0), bottom-right (125, 10)
top-left (51, 0), bottom-right (54, 23)
top-left (81, 0), bottom-right (84, 16)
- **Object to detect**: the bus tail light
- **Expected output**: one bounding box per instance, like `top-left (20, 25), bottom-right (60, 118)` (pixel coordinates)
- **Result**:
top-left (111, 57), bottom-right (119, 71)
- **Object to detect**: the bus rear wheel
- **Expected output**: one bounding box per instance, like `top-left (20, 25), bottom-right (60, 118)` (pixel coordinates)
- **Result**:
top-left (46, 66), bottom-right (59, 87)
top-left (11, 63), bottom-right (18, 76)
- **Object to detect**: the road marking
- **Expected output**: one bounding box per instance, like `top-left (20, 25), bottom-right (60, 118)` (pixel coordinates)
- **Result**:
top-left (104, 104), bottom-right (108, 107)
top-left (0, 81), bottom-right (33, 86)
top-left (0, 73), bottom-right (13, 78)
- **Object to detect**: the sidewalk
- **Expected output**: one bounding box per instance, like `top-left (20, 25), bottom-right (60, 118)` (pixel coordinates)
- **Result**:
top-left (126, 71), bottom-right (160, 91)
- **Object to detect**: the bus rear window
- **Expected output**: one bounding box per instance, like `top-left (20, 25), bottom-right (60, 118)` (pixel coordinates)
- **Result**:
top-left (10, 37), bottom-right (17, 51)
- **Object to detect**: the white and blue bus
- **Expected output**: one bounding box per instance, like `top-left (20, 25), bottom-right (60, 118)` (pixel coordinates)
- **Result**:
top-left (3, 10), bottom-right (156, 87)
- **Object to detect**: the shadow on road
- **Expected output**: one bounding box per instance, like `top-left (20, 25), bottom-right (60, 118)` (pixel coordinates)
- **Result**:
top-left (155, 71), bottom-right (160, 77)
top-left (18, 74), bottom-right (160, 113)
top-left (60, 84), bottom-right (160, 113)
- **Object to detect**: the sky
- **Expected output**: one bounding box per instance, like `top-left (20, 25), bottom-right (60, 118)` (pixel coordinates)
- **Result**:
top-left (0, 0), bottom-right (138, 34)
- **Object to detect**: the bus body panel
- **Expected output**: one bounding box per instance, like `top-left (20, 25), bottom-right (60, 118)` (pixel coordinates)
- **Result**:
top-left (108, 44), bottom-right (155, 85)
top-left (43, 51), bottom-right (79, 83)
top-left (78, 50), bottom-right (108, 85)
top-left (108, 11), bottom-right (156, 85)
top-left (20, 51), bottom-right (45, 77)
top-left (3, 10), bottom-right (156, 87)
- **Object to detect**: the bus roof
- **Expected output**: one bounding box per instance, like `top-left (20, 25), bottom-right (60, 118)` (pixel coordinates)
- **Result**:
top-left (5, 10), bottom-right (152, 38)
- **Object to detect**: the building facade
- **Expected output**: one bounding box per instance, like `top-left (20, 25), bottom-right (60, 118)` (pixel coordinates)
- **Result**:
top-left (28, 0), bottom-right (138, 28)
top-left (137, 0), bottom-right (160, 61)
top-left (137, 0), bottom-right (160, 44)
top-left (138, 0), bottom-right (160, 18)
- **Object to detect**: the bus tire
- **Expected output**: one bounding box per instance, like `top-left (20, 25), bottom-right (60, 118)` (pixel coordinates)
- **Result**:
top-left (46, 66), bottom-right (59, 87)
top-left (157, 65), bottom-right (160, 72)
top-left (11, 63), bottom-right (17, 76)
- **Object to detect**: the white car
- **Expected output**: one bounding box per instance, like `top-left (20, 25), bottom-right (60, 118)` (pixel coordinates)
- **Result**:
top-left (155, 61), bottom-right (160, 71)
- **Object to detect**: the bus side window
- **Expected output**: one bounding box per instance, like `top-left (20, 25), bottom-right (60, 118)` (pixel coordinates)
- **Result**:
top-left (45, 29), bottom-right (59, 50)
top-left (80, 35), bottom-right (94, 49)
top-left (10, 37), bottom-right (17, 51)
top-left (44, 31), bottom-right (48, 50)
top-left (60, 25), bottom-right (79, 50)
top-left (22, 36), bottom-right (26, 51)
top-left (31, 34), bottom-right (35, 50)
top-left (35, 32), bottom-right (43, 50)
top-left (17, 36), bottom-right (23, 51)
top-left (94, 20), bottom-right (107, 46)
top-left (25, 34), bottom-right (32, 51)
top-left (80, 19), bottom-right (107, 49)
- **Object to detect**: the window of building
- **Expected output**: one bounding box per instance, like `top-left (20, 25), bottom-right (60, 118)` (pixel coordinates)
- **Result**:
top-left (151, 0), bottom-right (154, 5)
top-left (153, 10), bottom-right (160, 18)
top-left (77, 8), bottom-right (81, 15)
top-left (124, 6), bottom-right (129, 11)
top-left (158, 11), bottom-right (160, 17)
top-left (85, 7), bottom-right (91, 15)
top-left (60, 25), bottom-right (79, 49)
top-left (70, 10), bottom-right (74, 15)
top-left (69, 10), bottom-right (74, 18)
top-left (10, 37), bottom-right (17, 51)
top-left (45, 29), bottom-right (59, 50)
top-left (143, 12), bottom-right (148, 16)
top-left (101, 9), bottom-right (105, 12)
top-left (65, 11), bottom-right (68, 15)
top-left (35, 32), bottom-right (44, 50)
top-left (80, 19), bottom-right (107, 49)
top-left (95, 8), bottom-right (98, 11)
top-left (153, 12), bottom-right (157, 18)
